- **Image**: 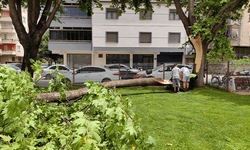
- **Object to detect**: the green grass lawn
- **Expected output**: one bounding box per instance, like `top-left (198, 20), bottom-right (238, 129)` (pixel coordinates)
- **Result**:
top-left (118, 86), bottom-right (250, 150)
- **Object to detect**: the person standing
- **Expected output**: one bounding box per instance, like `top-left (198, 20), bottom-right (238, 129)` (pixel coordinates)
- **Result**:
top-left (171, 64), bottom-right (181, 93)
top-left (180, 66), bottom-right (191, 92)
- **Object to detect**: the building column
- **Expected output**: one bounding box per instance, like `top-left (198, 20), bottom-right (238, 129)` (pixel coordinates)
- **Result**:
top-left (63, 53), bottom-right (67, 65)
top-left (130, 52), bottom-right (133, 68)
top-left (154, 53), bottom-right (157, 68)
top-left (92, 52), bottom-right (95, 66)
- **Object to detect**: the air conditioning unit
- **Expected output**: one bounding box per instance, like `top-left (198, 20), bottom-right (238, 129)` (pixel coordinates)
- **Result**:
top-left (0, 49), bottom-right (2, 55)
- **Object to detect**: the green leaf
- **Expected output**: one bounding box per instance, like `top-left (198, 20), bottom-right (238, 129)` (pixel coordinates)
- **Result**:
top-left (73, 118), bottom-right (86, 126)
top-left (76, 127), bottom-right (87, 135)
top-left (0, 134), bottom-right (12, 142)
top-left (146, 136), bottom-right (156, 145)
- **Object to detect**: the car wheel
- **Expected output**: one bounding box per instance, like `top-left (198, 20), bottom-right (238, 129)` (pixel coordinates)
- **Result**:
top-left (64, 78), bottom-right (72, 85)
top-left (101, 78), bottom-right (111, 83)
top-left (45, 74), bottom-right (53, 80)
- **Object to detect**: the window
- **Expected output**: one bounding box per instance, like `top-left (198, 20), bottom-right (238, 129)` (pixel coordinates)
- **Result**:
top-left (22, 17), bottom-right (26, 22)
top-left (22, 7), bottom-right (25, 12)
top-left (17, 46), bottom-right (21, 52)
top-left (106, 32), bottom-right (118, 43)
top-left (59, 6), bottom-right (91, 18)
top-left (18, 57), bottom-right (22, 62)
top-left (49, 66), bottom-right (57, 70)
top-left (12, 57), bottom-right (15, 62)
top-left (98, 54), bottom-right (103, 58)
top-left (49, 30), bottom-right (92, 42)
top-left (139, 32), bottom-right (151, 43)
top-left (169, 9), bottom-right (180, 20)
top-left (139, 11), bottom-right (152, 20)
top-left (169, 33), bottom-right (180, 43)
top-left (3, 12), bottom-right (6, 16)
top-left (59, 66), bottom-right (69, 71)
top-left (4, 34), bottom-right (7, 39)
top-left (4, 45), bottom-right (7, 50)
top-left (106, 8), bottom-right (118, 19)
top-left (2, 23), bottom-right (7, 28)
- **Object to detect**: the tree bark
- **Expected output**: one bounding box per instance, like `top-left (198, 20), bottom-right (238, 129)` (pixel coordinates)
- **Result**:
top-left (189, 33), bottom-right (207, 87)
top-left (36, 78), bottom-right (163, 102)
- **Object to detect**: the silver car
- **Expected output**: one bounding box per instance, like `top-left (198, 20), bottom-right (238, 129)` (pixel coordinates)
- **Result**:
top-left (64, 66), bottom-right (119, 84)
top-left (135, 63), bottom-right (193, 80)
top-left (104, 64), bottom-right (140, 79)
top-left (41, 65), bottom-right (74, 79)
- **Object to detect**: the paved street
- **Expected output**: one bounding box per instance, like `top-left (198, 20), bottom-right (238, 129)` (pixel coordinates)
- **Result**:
top-left (36, 78), bottom-right (50, 87)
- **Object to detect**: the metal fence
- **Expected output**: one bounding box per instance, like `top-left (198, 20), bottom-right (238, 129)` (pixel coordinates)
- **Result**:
top-left (206, 61), bottom-right (250, 91)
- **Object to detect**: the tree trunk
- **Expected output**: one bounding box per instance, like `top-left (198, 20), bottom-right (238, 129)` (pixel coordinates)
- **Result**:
top-left (190, 33), bottom-right (207, 87)
top-left (21, 36), bottom-right (41, 77)
top-left (36, 78), bottom-right (163, 102)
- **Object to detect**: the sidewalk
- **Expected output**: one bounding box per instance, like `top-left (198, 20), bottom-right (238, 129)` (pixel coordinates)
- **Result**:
top-left (233, 91), bottom-right (250, 95)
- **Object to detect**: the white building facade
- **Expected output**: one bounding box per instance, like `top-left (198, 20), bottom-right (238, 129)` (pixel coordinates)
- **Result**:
top-left (49, 1), bottom-right (190, 69)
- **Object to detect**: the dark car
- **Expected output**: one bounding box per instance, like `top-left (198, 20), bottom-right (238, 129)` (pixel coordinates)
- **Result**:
top-left (104, 64), bottom-right (140, 79)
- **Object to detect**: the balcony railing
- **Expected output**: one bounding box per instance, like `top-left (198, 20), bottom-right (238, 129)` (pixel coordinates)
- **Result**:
top-left (0, 16), bottom-right (12, 22)
top-left (1, 28), bottom-right (15, 33)
top-left (49, 40), bottom-right (92, 43)
top-left (1, 50), bottom-right (16, 55)
top-left (1, 39), bottom-right (17, 44)
top-left (57, 15), bottom-right (91, 19)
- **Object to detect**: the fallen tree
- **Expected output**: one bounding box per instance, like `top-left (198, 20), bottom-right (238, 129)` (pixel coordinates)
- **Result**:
top-left (37, 78), bottom-right (169, 102)
top-left (0, 66), bottom-right (155, 149)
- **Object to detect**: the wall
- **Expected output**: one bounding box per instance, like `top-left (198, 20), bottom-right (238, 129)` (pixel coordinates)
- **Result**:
top-left (92, 3), bottom-right (188, 49)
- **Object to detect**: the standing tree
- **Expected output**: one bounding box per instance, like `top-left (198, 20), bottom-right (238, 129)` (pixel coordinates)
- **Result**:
top-left (165, 0), bottom-right (249, 86)
top-left (38, 31), bottom-right (63, 64)
top-left (0, 0), bottom-right (64, 76)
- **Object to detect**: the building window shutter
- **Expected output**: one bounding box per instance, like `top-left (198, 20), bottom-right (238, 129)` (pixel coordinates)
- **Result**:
top-left (169, 33), bottom-right (180, 43)
top-left (140, 33), bottom-right (151, 43)
top-left (106, 32), bottom-right (118, 43)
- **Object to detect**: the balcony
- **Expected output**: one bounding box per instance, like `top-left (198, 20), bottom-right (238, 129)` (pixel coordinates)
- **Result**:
top-left (1, 50), bottom-right (16, 55)
top-left (1, 39), bottom-right (17, 44)
top-left (1, 27), bottom-right (15, 33)
top-left (0, 16), bottom-right (12, 22)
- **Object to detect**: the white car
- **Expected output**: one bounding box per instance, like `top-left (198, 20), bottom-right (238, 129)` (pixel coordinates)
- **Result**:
top-left (64, 66), bottom-right (119, 84)
top-left (135, 63), bottom-right (193, 80)
top-left (41, 65), bottom-right (74, 79)
top-left (0, 64), bottom-right (21, 74)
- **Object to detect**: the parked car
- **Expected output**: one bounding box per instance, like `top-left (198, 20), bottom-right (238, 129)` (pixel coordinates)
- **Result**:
top-left (134, 63), bottom-right (193, 80)
top-left (64, 66), bottom-right (119, 84)
top-left (0, 64), bottom-right (21, 73)
top-left (41, 65), bottom-right (74, 79)
top-left (8, 63), bottom-right (22, 69)
top-left (41, 63), bottom-right (49, 69)
top-left (104, 64), bottom-right (140, 79)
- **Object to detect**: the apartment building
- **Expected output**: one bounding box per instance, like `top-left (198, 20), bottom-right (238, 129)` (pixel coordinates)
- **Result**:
top-left (49, 1), bottom-right (190, 69)
top-left (228, 8), bottom-right (250, 59)
top-left (0, 5), bottom-right (28, 64)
